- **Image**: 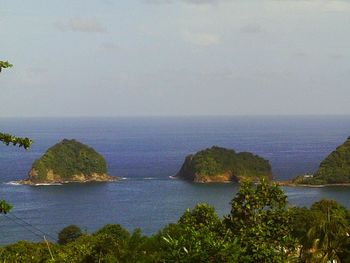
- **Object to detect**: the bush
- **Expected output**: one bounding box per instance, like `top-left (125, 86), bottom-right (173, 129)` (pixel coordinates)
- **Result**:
top-left (58, 225), bottom-right (83, 245)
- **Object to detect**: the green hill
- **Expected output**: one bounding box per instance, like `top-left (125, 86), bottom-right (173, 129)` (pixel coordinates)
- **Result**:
top-left (176, 146), bottom-right (272, 183)
top-left (26, 139), bottom-right (114, 184)
top-left (293, 137), bottom-right (350, 185)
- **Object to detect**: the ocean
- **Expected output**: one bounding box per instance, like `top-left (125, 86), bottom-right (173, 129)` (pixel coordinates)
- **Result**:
top-left (1, 116), bottom-right (350, 245)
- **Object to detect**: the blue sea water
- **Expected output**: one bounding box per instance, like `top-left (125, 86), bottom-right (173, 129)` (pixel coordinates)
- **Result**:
top-left (1, 116), bottom-right (350, 245)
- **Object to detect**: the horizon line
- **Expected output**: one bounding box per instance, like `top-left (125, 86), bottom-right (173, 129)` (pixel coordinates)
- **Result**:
top-left (1, 114), bottom-right (350, 119)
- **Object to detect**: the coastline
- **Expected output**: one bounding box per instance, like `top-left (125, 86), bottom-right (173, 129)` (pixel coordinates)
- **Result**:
top-left (275, 180), bottom-right (350, 188)
top-left (16, 175), bottom-right (121, 186)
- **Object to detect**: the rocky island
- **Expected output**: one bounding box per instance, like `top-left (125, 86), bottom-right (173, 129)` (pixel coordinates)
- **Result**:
top-left (175, 146), bottom-right (272, 183)
top-left (20, 139), bottom-right (118, 185)
top-left (286, 137), bottom-right (350, 186)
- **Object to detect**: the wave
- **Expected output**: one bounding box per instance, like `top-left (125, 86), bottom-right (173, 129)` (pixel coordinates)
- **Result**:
top-left (169, 176), bottom-right (178, 180)
top-left (4, 181), bottom-right (21, 186)
top-left (143, 177), bottom-right (156, 180)
top-left (33, 183), bottom-right (63, 186)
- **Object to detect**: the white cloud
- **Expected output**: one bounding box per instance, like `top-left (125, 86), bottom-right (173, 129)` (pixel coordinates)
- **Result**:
top-left (184, 32), bottom-right (221, 46)
top-left (54, 18), bottom-right (106, 33)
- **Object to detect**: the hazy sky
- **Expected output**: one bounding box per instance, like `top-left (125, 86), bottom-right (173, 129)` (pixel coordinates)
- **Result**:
top-left (1, 0), bottom-right (350, 117)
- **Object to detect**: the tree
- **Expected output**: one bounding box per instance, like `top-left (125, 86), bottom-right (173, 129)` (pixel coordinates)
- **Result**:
top-left (305, 200), bottom-right (350, 262)
top-left (224, 179), bottom-right (296, 262)
top-left (0, 60), bottom-right (33, 215)
top-left (58, 225), bottom-right (83, 245)
top-left (158, 204), bottom-right (240, 262)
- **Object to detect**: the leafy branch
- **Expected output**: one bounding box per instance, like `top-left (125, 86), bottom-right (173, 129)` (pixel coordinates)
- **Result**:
top-left (0, 61), bottom-right (13, 72)
top-left (0, 132), bottom-right (33, 150)
top-left (0, 200), bottom-right (13, 214)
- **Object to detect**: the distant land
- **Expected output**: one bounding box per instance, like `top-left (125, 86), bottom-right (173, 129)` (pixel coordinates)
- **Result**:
top-left (175, 146), bottom-right (272, 183)
top-left (281, 137), bottom-right (350, 187)
top-left (19, 139), bottom-right (118, 185)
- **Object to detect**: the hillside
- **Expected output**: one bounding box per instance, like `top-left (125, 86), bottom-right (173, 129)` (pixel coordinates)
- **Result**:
top-left (292, 137), bottom-right (350, 185)
top-left (23, 139), bottom-right (116, 184)
top-left (175, 146), bottom-right (272, 183)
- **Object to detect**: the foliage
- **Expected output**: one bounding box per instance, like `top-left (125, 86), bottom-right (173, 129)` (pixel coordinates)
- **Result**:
top-left (0, 200), bottom-right (13, 214)
top-left (58, 225), bottom-right (83, 245)
top-left (2, 182), bottom-right (350, 262)
top-left (224, 179), bottom-right (296, 262)
top-left (305, 200), bottom-right (350, 262)
top-left (0, 60), bottom-right (13, 72)
top-left (290, 206), bottom-right (320, 250)
top-left (178, 146), bottom-right (271, 181)
top-left (0, 132), bottom-right (33, 150)
top-left (54, 225), bottom-right (151, 262)
top-left (31, 139), bottom-right (107, 181)
top-left (0, 241), bottom-right (55, 262)
top-left (156, 203), bottom-right (240, 262)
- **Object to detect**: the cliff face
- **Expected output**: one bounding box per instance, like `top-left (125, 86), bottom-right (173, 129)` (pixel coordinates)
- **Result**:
top-left (25, 139), bottom-right (115, 184)
top-left (176, 146), bottom-right (272, 183)
top-left (293, 137), bottom-right (350, 185)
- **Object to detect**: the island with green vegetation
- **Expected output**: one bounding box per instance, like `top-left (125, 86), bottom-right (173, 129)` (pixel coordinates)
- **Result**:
top-left (20, 139), bottom-right (117, 185)
top-left (285, 137), bottom-right (350, 186)
top-left (175, 146), bottom-right (272, 183)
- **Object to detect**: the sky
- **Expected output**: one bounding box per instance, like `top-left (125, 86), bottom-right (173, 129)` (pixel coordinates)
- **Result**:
top-left (1, 0), bottom-right (350, 117)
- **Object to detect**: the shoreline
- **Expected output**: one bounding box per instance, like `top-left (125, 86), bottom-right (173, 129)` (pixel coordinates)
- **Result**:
top-left (16, 175), bottom-right (121, 186)
top-left (275, 180), bottom-right (350, 188)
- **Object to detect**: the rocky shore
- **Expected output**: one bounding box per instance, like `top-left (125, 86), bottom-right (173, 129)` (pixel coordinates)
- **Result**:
top-left (18, 173), bottom-right (120, 185)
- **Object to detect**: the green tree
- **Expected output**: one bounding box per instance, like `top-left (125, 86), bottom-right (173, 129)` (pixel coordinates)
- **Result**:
top-left (158, 204), bottom-right (240, 262)
top-left (58, 225), bottom-right (83, 245)
top-left (224, 179), bottom-right (296, 262)
top-left (0, 241), bottom-right (56, 262)
top-left (305, 200), bottom-right (350, 262)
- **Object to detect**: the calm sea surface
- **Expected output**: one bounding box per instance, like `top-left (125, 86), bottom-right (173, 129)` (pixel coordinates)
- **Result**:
top-left (1, 116), bottom-right (350, 245)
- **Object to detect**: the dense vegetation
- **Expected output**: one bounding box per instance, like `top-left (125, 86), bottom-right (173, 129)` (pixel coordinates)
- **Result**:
top-left (31, 139), bottom-right (107, 182)
top-left (293, 137), bottom-right (350, 185)
top-left (2, 180), bottom-right (349, 262)
top-left (177, 146), bottom-right (271, 182)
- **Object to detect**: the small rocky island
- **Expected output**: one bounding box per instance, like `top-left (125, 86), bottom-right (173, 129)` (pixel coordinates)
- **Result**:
top-left (175, 146), bottom-right (272, 183)
top-left (288, 137), bottom-right (350, 186)
top-left (20, 139), bottom-right (117, 185)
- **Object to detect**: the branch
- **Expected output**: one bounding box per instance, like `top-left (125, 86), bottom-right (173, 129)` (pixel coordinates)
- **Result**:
top-left (0, 61), bottom-right (13, 72)
top-left (0, 200), bottom-right (13, 214)
top-left (0, 132), bottom-right (33, 150)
